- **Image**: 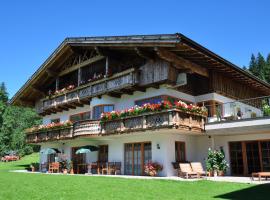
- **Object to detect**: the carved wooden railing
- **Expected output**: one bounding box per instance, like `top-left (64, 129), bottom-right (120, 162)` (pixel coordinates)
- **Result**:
top-left (26, 109), bottom-right (205, 143)
top-left (41, 68), bottom-right (138, 111)
top-left (26, 127), bottom-right (73, 143)
top-left (101, 109), bottom-right (205, 134)
top-left (73, 120), bottom-right (101, 137)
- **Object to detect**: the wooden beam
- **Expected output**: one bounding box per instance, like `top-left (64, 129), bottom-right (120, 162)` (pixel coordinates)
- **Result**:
top-left (134, 47), bottom-right (155, 61)
top-left (46, 69), bottom-right (58, 77)
top-left (94, 46), bottom-right (103, 56)
top-left (154, 47), bottom-right (209, 77)
top-left (31, 85), bottom-right (46, 96)
top-left (59, 55), bottom-right (105, 76)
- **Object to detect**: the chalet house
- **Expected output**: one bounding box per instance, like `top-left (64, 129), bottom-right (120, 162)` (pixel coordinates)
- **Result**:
top-left (11, 33), bottom-right (270, 176)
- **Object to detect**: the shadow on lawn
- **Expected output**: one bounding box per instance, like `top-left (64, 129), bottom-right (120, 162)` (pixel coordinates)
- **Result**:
top-left (215, 183), bottom-right (270, 200)
top-left (15, 164), bottom-right (30, 168)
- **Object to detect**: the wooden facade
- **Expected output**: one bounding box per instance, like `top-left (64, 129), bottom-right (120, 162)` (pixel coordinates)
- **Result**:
top-left (11, 34), bottom-right (270, 110)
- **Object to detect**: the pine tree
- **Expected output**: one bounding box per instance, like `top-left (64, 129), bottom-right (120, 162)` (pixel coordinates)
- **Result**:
top-left (257, 53), bottom-right (266, 81)
top-left (0, 82), bottom-right (8, 128)
top-left (265, 54), bottom-right (270, 83)
top-left (248, 54), bottom-right (258, 76)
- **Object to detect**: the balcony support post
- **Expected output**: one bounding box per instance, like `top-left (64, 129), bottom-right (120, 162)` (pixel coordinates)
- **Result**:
top-left (78, 67), bottom-right (81, 86)
top-left (105, 56), bottom-right (109, 77)
top-left (142, 116), bottom-right (147, 129)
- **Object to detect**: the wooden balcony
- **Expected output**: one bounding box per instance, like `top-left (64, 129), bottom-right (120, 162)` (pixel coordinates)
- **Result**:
top-left (26, 109), bottom-right (205, 143)
top-left (73, 120), bottom-right (101, 137)
top-left (101, 109), bottom-right (205, 134)
top-left (26, 127), bottom-right (73, 143)
top-left (39, 68), bottom-right (139, 114)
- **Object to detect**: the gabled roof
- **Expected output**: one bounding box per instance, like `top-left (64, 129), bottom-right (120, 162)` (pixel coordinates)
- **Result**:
top-left (10, 33), bottom-right (270, 106)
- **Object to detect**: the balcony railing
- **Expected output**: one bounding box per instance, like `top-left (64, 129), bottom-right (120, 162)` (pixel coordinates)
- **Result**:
top-left (40, 68), bottom-right (138, 113)
top-left (101, 109), bottom-right (205, 134)
top-left (26, 127), bottom-right (73, 143)
top-left (26, 109), bottom-right (205, 143)
top-left (206, 96), bottom-right (270, 124)
top-left (73, 120), bottom-right (101, 137)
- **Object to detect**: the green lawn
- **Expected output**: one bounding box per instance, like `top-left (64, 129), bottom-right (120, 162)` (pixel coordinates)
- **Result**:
top-left (0, 154), bottom-right (269, 200)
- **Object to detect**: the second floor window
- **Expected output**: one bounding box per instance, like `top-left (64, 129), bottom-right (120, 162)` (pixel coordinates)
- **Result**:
top-left (70, 112), bottom-right (91, 122)
top-left (93, 105), bottom-right (114, 120)
top-left (135, 95), bottom-right (184, 106)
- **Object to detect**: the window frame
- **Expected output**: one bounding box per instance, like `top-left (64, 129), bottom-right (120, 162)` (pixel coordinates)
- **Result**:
top-left (92, 104), bottom-right (114, 120)
top-left (135, 95), bottom-right (193, 107)
top-left (69, 111), bottom-right (91, 123)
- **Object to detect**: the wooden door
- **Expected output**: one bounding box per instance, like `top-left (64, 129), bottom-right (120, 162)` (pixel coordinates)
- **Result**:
top-left (98, 145), bottom-right (108, 162)
top-left (124, 142), bottom-right (151, 175)
top-left (246, 141), bottom-right (261, 174)
top-left (260, 141), bottom-right (270, 171)
top-left (71, 147), bottom-right (86, 174)
top-left (229, 142), bottom-right (244, 175)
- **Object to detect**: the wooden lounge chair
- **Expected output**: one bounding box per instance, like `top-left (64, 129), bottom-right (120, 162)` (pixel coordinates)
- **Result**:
top-left (178, 163), bottom-right (199, 179)
top-left (252, 172), bottom-right (270, 181)
top-left (190, 162), bottom-right (209, 177)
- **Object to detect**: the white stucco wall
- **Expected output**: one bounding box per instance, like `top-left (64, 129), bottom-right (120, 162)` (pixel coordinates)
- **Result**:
top-left (39, 132), bottom-right (212, 176)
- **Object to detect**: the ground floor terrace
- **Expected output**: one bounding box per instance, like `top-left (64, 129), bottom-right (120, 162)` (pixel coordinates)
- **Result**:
top-left (38, 129), bottom-right (270, 177)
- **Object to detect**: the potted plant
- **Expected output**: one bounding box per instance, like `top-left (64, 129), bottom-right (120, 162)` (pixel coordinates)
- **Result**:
top-left (206, 148), bottom-right (229, 176)
top-left (59, 159), bottom-right (72, 174)
top-left (144, 162), bottom-right (163, 177)
top-left (206, 148), bottom-right (218, 176)
top-left (30, 162), bottom-right (39, 172)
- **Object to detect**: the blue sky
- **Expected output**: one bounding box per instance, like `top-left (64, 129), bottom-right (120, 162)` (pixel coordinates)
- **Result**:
top-left (0, 0), bottom-right (270, 97)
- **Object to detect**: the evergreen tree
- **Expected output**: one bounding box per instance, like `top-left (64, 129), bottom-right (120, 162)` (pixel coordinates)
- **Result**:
top-left (247, 53), bottom-right (270, 83)
top-left (257, 53), bottom-right (266, 81)
top-left (248, 54), bottom-right (258, 76)
top-left (0, 82), bottom-right (8, 128)
top-left (0, 82), bottom-right (41, 157)
top-left (265, 54), bottom-right (270, 83)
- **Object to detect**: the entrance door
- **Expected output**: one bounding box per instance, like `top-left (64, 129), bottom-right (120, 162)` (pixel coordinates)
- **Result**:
top-left (246, 141), bottom-right (261, 174)
top-left (72, 147), bottom-right (87, 174)
top-left (124, 142), bottom-right (151, 175)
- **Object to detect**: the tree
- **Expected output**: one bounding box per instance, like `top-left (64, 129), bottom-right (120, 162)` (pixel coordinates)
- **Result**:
top-left (0, 106), bottom-right (41, 156)
top-left (265, 54), bottom-right (270, 83)
top-left (248, 54), bottom-right (258, 76)
top-left (0, 82), bottom-right (8, 129)
top-left (246, 53), bottom-right (270, 83)
top-left (0, 82), bottom-right (41, 157)
top-left (257, 53), bottom-right (266, 81)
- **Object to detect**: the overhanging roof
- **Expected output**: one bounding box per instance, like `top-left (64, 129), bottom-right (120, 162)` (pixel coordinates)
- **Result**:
top-left (10, 33), bottom-right (270, 106)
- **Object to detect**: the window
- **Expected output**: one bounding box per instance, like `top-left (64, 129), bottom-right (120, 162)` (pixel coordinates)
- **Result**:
top-left (93, 105), bottom-right (114, 120)
top-left (175, 142), bottom-right (186, 162)
top-left (135, 95), bottom-right (185, 107)
top-left (51, 118), bottom-right (60, 123)
top-left (70, 112), bottom-right (91, 122)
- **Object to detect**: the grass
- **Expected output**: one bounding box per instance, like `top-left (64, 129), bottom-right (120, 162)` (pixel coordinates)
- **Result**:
top-left (0, 154), bottom-right (269, 200)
